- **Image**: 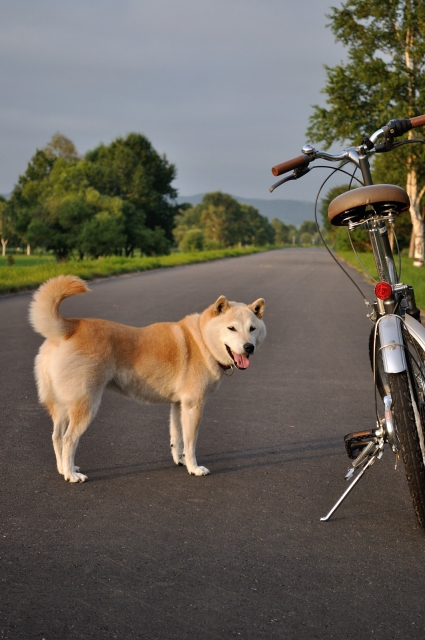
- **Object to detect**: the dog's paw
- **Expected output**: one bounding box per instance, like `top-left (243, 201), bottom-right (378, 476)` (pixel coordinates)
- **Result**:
top-left (65, 471), bottom-right (88, 483)
top-left (175, 453), bottom-right (186, 466)
top-left (189, 466), bottom-right (210, 476)
top-left (171, 444), bottom-right (184, 465)
top-left (58, 465), bottom-right (80, 476)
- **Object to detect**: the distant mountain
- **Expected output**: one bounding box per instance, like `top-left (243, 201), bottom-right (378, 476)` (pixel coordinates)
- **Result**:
top-left (176, 194), bottom-right (316, 228)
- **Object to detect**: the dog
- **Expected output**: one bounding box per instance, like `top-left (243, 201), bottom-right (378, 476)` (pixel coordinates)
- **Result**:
top-left (29, 275), bottom-right (266, 482)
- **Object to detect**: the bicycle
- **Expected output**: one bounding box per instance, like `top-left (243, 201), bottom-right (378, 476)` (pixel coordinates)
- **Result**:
top-left (270, 114), bottom-right (425, 527)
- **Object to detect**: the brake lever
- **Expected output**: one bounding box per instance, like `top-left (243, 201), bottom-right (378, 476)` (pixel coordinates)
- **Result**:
top-left (269, 167), bottom-right (311, 193)
top-left (374, 138), bottom-right (424, 153)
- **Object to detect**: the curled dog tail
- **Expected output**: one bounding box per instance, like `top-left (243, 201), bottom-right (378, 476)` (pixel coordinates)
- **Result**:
top-left (29, 275), bottom-right (89, 340)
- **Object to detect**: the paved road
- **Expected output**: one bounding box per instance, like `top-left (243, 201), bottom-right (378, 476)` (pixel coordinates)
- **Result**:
top-left (1, 249), bottom-right (425, 639)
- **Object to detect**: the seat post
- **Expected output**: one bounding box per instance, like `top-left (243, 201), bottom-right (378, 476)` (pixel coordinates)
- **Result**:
top-left (367, 219), bottom-right (398, 284)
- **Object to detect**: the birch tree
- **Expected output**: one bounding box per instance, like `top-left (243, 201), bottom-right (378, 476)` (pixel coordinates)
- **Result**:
top-left (0, 196), bottom-right (12, 257)
top-left (307, 0), bottom-right (425, 266)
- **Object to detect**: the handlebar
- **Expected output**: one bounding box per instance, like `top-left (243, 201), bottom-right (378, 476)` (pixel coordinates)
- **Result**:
top-left (271, 155), bottom-right (310, 177)
top-left (410, 114), bottom-right (425, 128)
top-left (271, 114), bottom-right (425, 178)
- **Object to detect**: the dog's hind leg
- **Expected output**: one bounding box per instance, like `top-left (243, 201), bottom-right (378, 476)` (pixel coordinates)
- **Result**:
top-left (170, 402), bottom-right (185, 466)
top-left (61, 398), bottom-right (95, 483)
top-left (180, 398), bottom-right (210, 476)
top-left (49, 402), bottom-right (69, 475)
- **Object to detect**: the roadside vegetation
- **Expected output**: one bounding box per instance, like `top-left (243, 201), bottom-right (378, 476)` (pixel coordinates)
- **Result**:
top-left (0, 132), bottom-right (325, 294)
top-left (336, 250), bottom-right (425, 311)
top-left (0, 247), bottom-right (278, 295)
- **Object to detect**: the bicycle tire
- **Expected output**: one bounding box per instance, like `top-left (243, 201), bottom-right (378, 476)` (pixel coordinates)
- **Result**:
top-left (368, 328), bottom-right (390, 399)
top-left (388, 370), bottom-right (425, 527)
top-left (369, 327), bottom-right (425, 526)
top-left (369, 326), bottom-right (425, 408)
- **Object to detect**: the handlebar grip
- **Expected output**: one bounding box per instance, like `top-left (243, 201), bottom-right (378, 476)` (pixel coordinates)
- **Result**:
top-left (271, 155), bottom-right (309, 177)
top-left (410, 114), bottom-right (425, 128)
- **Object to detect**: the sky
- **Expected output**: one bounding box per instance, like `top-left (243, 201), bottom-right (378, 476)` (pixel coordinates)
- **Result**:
top-left (0, 0), bottom-right (347, 202)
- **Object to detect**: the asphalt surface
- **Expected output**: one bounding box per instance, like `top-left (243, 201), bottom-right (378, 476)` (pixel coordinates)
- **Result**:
top-left (2, 248), bottom-right (425, 640)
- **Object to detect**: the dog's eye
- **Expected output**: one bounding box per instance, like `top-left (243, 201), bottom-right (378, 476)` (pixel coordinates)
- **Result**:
top-left (227, 326), bottom-right (236, 331)
top-left (249, 326), bottom-right (256, 332)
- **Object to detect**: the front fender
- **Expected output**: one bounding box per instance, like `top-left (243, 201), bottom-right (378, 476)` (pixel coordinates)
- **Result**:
top-left (378, 315), bottom-right (407, 374)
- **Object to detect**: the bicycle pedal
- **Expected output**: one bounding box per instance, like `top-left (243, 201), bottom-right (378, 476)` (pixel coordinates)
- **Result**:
top-left (344, 430), bottom-right (378, 460)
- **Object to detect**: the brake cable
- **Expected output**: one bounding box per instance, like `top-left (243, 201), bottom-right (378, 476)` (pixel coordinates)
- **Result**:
top-left (310, 164), bottom-right (370, 303)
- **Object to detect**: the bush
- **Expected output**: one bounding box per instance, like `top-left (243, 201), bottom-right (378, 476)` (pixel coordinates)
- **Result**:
top-left (179, 228), bottom-right (205, 252)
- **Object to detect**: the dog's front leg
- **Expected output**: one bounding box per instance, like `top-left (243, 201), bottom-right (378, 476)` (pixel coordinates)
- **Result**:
top-left (180, 399), bottom-right (210, 476)
top-left (170, 402), bottom-right (184, 466)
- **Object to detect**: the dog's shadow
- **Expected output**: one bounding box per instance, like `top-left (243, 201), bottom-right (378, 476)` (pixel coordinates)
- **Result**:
top-left (83, 435), bottom-right (342, 482)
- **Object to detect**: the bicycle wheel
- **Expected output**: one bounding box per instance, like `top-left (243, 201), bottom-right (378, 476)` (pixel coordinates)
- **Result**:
top-left (370, 327), bottom-right (425, 527)
top-left (388, 371), bottom-right (425, 527)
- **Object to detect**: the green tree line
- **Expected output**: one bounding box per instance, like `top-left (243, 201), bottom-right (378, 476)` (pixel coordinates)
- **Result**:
top-left (174, 192), bottom-right (323, 251)
top-left (1, 133), bottom-right (322, 260)
top-left (3, 132), bottom-right (176, 260)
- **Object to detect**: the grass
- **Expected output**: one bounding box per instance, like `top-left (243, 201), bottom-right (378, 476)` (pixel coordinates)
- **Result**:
top-left (0, 254), bottom-right (56, 267)
top-left (0, 246), bottom-right (277, 295)
top-left (337, 250), bottom-right (425, 310)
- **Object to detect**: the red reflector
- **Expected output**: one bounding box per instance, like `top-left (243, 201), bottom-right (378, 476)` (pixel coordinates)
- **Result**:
top-left (375, 282), bottom-right (393, 300)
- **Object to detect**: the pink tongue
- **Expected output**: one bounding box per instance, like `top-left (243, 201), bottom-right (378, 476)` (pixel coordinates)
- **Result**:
top-left (232, 352), bottom-right (250, 369)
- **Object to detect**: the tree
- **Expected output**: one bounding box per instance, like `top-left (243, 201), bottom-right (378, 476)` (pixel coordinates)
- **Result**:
top-left (298, 220), bottom-right (317, 236)
top-left (179, 228), bottom-right (205, 252)
top-left (239, 204), bottom-right (275, 246)
top-left (8, 132), bottom-right (177, 259)
top-left (8, 132), bottom-right (79, 255)
top-left (307, 0), bottom-right (425, 266)
top-left (199, 192), bottom-right (242, 247)
top-left (44, 132), bottom-right (79, 161)
top-left (174, 192), bottom-right (275, 250)
top-left (84, 133), bottom-right (177, 254)
top-left (8, 149), bottom-right (57, 254)
top-left (0, 196), bottom-right (14, 256)
top-left (271, 218), bottom-right (292, 244)
top-left (173, 204), bottom-right (200, 247)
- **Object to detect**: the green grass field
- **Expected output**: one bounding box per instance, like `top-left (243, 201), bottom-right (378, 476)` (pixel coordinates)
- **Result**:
top-left (0, 254), bottom-right (56, 268)
top-left (337, 250), bottom-right (425, 310)
top-left (4, 248), bottom-right (425, 312)
top-left (0, 247), bottom-right (276, 295)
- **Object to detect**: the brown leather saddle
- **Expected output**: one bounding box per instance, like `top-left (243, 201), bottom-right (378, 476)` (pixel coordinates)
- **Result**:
top-left (328, 184), bottom-right (410, 226)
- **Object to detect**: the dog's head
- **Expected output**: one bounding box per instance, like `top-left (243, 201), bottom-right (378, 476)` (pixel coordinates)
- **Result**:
top-left (201, 295), bottom-right (266, 370)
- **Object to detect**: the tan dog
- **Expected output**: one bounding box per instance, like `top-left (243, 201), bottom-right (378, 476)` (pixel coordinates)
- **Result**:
top-left (30, 275), bottom-right (266, 482)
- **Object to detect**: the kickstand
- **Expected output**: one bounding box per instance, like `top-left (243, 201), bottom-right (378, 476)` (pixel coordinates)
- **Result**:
top-left (320, 454), bottom-right (377, 522)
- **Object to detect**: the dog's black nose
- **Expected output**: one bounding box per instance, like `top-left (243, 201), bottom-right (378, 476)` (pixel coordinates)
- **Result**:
top-left (244, 343), bottom-right (255, 355)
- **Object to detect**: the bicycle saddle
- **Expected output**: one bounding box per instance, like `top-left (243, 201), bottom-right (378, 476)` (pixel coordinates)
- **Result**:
top-left (328, 184), bottom-right (410, 226)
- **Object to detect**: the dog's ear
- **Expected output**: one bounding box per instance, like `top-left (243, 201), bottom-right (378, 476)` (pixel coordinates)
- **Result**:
top-left (212, 295), bottom-right (229, 315)
top-left (249, 298), bottom-right (265, 319)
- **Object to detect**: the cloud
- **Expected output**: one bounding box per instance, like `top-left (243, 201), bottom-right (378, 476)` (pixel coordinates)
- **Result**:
top-left (0, 0), bottom-right (346, 199)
